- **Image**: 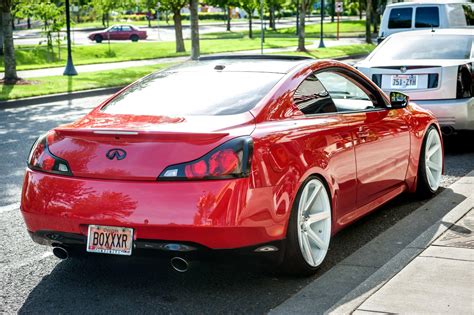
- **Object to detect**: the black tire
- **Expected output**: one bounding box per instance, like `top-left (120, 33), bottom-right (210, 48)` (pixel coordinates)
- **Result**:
top-left (130, 34), bottom-right (139, 42)
top-left (417, 126), bottom-right (443, 198)
top-left (94, 35), bottom-right (103, 43)
top-left (279, 176), bottom-right (331, 276)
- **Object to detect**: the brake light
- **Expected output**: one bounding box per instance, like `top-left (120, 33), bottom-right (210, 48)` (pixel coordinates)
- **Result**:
top-left (456, 63), bottom-right (473, 99)
top-left (159, 137), bottom-right (253, 180)
top-left (27, 132), bottom-right (72, 175)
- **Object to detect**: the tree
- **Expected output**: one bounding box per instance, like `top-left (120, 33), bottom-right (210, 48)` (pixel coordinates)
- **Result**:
top-left (0, 14), bottom-right (3, 56)
top-left (33, 1), bottom-right (65, 62)
top-left (160, 0), bottom-right (187, 52)
top-left (190, 0), bottom-right (199, 59)
top-left (365, 0), bottom-right (372, 44)
top-left (92, 0), bottom-right (131, 27)
top-left (206, 0), bottom-right (238, 31)
top-left (239, 0), bottom-right (258, 38)
top-left (141, 0), bottom-right (157, 27)
top-left (266, 0), bottom-right (284, 31)
top-left (297, 0), bottom-right (309, 51)
top-left (1, 0), bottom-right (19, 83)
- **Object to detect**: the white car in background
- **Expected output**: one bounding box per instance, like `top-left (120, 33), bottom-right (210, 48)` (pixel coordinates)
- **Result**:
top-left (378, 1), bottom-right (473, 43)
top-left (356, 29), bottom-right (473, 133)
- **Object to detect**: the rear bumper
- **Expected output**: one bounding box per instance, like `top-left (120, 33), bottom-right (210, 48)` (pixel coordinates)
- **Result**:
top-left (20, 169), bottom-right (288, 250)
top-left (414, 98), bottom-right (474, 131)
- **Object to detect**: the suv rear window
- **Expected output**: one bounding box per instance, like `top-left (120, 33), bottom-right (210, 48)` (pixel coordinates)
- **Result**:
top-left (388, 8), bottom-right (412, 29)
top-left (415, 7), bottom-right (439, 28)
top-left (102, 71), bottom-right (283, 116)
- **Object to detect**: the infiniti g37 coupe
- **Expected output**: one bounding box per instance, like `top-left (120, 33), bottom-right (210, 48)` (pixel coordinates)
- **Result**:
top-left (21, 56), bottom-right (444, 275)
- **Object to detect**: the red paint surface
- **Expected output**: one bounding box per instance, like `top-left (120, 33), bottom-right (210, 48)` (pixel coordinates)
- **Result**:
top-left (20, 60), bottom-right (442, 249)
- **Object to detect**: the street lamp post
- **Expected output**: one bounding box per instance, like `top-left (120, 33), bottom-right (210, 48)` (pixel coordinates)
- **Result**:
top-left (63, 0), bottom-right (77, 76)
top-left (318, 0), bottom-right (326, 48)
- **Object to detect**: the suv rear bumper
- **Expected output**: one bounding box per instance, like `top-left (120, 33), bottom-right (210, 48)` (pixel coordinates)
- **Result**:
top-left (414, 98), bottom-right (474, 131)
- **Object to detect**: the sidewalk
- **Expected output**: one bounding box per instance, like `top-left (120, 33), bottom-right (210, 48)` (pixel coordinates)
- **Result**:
top-left (2, 37), bottom-right (365, 79)
top-left (271, 170), bottom-right (474, 315)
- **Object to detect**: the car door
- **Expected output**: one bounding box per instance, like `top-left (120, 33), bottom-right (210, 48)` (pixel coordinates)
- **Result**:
top-left (120, 26), bottom-right (133, 40)
top-left (315, 70), bottom-right (410, 212)
top-left (108, 26), bottom-right (121, 40)
top-left (292, 73), bottom-right (358, 222)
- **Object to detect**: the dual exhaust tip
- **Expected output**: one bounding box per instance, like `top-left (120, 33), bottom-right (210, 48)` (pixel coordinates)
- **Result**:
top-left (52, 246), bottom-right (190, 273)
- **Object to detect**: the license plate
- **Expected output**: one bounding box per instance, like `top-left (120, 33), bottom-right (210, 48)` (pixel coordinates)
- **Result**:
top-left (86, 225), bottom-right (133, 256)
top-left (391, 74), bottom-right (418, 89)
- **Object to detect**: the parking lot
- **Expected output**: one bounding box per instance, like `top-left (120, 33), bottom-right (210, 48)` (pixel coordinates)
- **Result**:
top-left (1, 95), bottom-right (473, 314)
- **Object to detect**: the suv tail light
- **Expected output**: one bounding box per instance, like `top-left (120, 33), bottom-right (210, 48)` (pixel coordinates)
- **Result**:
top-left (159, 137), bottom-right (253, 181)
top-left (28, 132), bottom-right (72, 176)
top-left (456, 63), bottom-right (473, 99)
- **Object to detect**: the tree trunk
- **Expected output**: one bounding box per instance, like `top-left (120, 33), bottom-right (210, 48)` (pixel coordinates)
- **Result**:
top-left (365, 0), bottom-right (372, 44)
top-left (173, 10), bottom-right (185, 52)
top-left (27, 16), bottom-right (31, 29)
top-left (359, 0), bottom-right (363, 19)
top-left (0, 14), bottom-right (3, 56)
top-left (269, 7), bottom-right (276, 30)
top-left (297, 1), bottom-right (306, 51)
top-left (102, 13), bottom-right (106, 27)
top-left (1, 11), bottom-right (19, 83)
top-left (148, 10), bottom-right (151, 27)
top-left (190, 0), bottom-right (200, 60)
top-left (248, 14), bottom-right (252, 38)
top-left (226, 6), bottom-right (231, 31)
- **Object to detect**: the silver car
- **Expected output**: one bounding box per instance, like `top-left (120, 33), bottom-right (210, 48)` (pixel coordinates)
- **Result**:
top-left (356, 28), bottom-right (473, 133)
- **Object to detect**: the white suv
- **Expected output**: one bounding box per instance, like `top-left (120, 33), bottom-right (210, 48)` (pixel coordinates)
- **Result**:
top-left (378, 2), bottom-right (473, 43)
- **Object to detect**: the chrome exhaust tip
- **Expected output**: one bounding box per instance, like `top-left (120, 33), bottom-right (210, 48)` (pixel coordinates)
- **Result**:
top-left (52, 246), bottom-right (69, 260)
top-left (170, 257), bottom-right (189, 273)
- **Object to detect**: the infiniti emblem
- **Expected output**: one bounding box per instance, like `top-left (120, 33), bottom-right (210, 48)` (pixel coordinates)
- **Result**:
top-left (106, 148), bottom-right (127, 160)
top-left (400, 66), bottom-right (407, 73)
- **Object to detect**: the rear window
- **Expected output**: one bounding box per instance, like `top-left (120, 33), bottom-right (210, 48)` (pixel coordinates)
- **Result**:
top-left (371, 35), bottom-right (473, 61)
top-left (388, 8), bottom-right (412, 29)
top-left (463, 4), bottom-right (474, 26)
top-left (102, 71), bottom-right (283, 116)
top-left (415, 7), bottom-right (439, 28)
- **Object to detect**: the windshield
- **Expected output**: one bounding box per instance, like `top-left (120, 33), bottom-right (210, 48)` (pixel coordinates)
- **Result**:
top-left (102, 71), bottom-right (283, 116)
top-left (370, 35), bottom-right (473, 61)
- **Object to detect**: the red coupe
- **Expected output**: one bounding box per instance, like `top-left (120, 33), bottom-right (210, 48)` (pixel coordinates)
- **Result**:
top-left (87, 24), bottom-right (147, 43)
top-left (21, 56), bottom-right (444, 275)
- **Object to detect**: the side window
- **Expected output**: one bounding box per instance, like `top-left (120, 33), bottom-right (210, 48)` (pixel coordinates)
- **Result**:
top-left (415, 7), bottom-right (440, 28)
top-left (122, 26), bottom-right (132, 31)
top-left (316, 72), bottom-right (376, 112)
top-left (293, 74), bottom-right (337, 115)
top-left (388, 8), bottom-right (413, 29)
top-left (110, 26), bottom-right (120, 32)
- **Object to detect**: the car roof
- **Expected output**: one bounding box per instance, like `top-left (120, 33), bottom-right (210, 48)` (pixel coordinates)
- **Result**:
top-left (387, 1), bottom-right (468, 7)
top-left (388, 28), bottom-right (474, 37)
top-left (166, 55), bottom-right (314, 74)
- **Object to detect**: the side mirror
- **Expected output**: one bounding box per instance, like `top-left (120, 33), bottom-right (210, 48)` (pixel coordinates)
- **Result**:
top-left (389, 91), bottom-right (409, 109)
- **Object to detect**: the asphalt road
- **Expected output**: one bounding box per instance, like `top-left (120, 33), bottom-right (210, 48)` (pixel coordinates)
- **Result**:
top-left (13, 16), bottom-right (358, 46)
top-left (1, 94), bottom-right (473, 314)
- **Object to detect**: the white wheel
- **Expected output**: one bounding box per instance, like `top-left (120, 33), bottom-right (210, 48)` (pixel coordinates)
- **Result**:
top-left (296, 178), bottom-right (332, 267)
top-left (424, 128), bottom-right (443, 191)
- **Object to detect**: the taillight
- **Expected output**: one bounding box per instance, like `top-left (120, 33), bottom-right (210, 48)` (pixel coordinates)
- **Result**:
top-left (158, 137), bottom-right (253, 180)
top-left (456, 63), bottom-right (473, 99)
top-left (27, 133), bottom-right (72, 176)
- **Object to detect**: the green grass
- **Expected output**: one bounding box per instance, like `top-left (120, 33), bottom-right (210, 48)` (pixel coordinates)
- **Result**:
top-left (279, 43), bottom-right (375, 59)
top-left (0, 63), bottom-right (171, 101)
top-left (4, 37), bottom-right (310, 71)
top-left (202, 20), bottom-right (366, 40)
top-left (0, 44), bottom-right (375, 101)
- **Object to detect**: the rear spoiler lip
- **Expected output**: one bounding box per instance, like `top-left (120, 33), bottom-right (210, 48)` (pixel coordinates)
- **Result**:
top-left (53, 128), bottom-right (230, 141)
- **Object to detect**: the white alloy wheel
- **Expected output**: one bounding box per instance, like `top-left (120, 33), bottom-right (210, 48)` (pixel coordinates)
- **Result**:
top-left (296, 178), bottom-right (332, 267)
top-left (424, 128), bottom-right (443, 191)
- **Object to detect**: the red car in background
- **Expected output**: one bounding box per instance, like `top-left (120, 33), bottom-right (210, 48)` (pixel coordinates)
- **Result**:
top-left (21, 56), bottom-right (443, 275)
top-left (88, 24), bottom-right (147, 43)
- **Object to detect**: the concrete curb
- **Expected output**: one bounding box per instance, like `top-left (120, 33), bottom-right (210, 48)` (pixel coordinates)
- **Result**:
top-left (0, 86), bottom-right (123, 109)
top-left (0, 54), bottom-right (366, 109)
top-left (270, 170), bottom-right (474, 315)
